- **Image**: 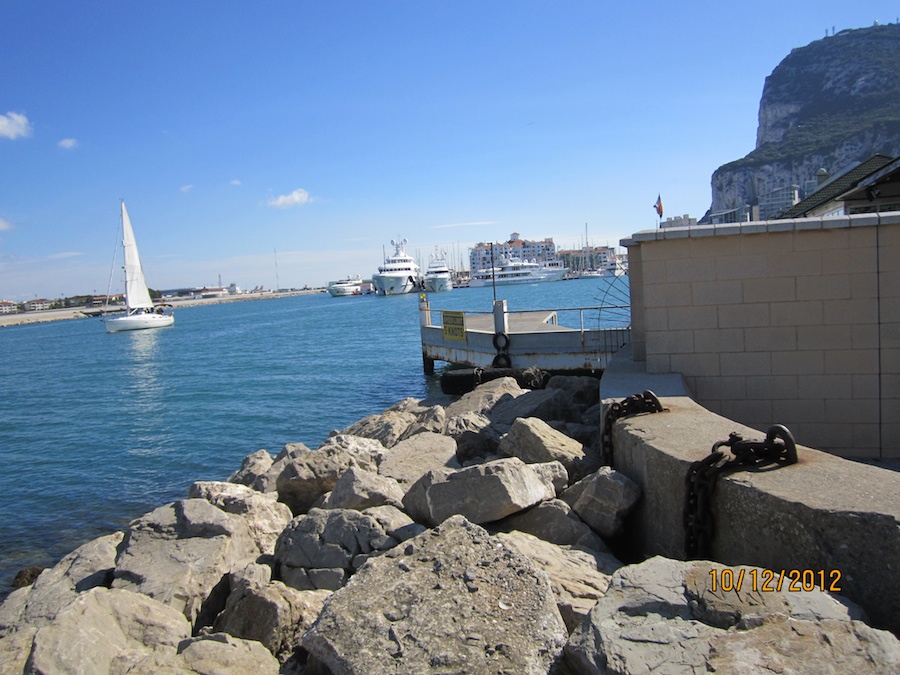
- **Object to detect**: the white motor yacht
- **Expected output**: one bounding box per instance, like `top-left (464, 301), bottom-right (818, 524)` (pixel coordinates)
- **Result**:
top-left (372, 238), bottom-right (423, 296)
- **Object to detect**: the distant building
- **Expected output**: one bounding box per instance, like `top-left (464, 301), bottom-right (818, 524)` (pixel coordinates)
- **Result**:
top-left (758, 185), bottom-right (800, 220)
top-left (706, 204), bottom-right (753, 225)
top-left (23, 299), bottom-right (51, 311)
top-left (469, 233), bottom-right (559, 271)
top-left (0, 301), bottom-right (18, 314)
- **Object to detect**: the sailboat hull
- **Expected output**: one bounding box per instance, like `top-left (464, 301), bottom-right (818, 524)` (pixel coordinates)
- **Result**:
top-left (104, 312), bottom-right (174, 332)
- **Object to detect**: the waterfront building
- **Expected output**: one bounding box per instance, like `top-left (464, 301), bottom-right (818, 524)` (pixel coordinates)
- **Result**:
top-left (469, 233), bottom-right (559, 271)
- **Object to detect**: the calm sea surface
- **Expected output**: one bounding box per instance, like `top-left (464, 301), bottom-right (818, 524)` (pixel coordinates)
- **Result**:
top-left (0, 276), bottom-right (628, 596)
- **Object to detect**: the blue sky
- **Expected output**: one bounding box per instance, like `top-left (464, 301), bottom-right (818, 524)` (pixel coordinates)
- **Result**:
top-left (2, 1), bottom-right (897, 300)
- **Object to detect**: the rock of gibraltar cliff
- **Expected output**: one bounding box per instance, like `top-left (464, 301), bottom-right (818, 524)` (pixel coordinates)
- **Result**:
top-left (709, 22), bottom-right (900, 215)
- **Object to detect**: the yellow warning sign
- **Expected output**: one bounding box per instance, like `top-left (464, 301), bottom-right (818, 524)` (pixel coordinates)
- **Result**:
top-left (441, 311), bottom-right (466, 342)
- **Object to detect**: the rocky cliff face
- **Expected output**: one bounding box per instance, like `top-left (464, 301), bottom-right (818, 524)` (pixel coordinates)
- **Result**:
top-left (709, 23), bottom-right (900, 215)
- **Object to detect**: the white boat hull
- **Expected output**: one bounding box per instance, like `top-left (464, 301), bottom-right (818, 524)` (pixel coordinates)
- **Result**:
top-left (105, 312), bottom-right (174, 332)
top-left (469, 269), bottom-right (567, 287)
top-left (373, 273), bottom-right (420, 296)
top-left (328, 284), bottom-right (361, 297)
top-left (424, 275), bottom-right (453, 292)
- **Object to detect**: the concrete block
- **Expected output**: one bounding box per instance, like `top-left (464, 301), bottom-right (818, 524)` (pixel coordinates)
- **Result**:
top-left (797, 324), bottom-right (852, 350)
top-left (824, 348), bottom-right (879, 375)
top-left (799, 374), bottom-right (853, 400)
top-left (669, 353), bottom-right (721, 378)
top-left (666, 257), bottom-right (716, 282)
top-left (744, 326), bottom-right (797, 352)
top-left (771, 350), bottom-right (824, 375)
top-left (739, 222), bottom-right (768, 235)
top-left (741, 277), bottom-right (796, 303)
top-left (720, 351), bottom-right (772, 377)
top-left (766, 220), bottom-right (795, 232)
top-left (771, 300), bottom-right (823, 326)
top-left (825, 398), bottom-right (879, 424)
top-left (823, 298), bottom-right (877, 325)
top-left (796, 274), bottom-right (851, 301)
top-left (692, 280), bottom-right (742, 306)
top-left (694, 328), bottom-right (744, 353)
top-left (667, 305), bottom-right (717, 331)
top-left (718, 303), bottom-right (770, 329)
top-left (793, 228), bottom-right (849, 250)
top-left (745, 374), bottom-right (799, 400)
top-left (693, 376), bottom-right (746, 400)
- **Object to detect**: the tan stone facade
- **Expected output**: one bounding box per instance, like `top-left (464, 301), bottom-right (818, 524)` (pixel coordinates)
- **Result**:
top-left (623, 213), bottom-right (900, 459)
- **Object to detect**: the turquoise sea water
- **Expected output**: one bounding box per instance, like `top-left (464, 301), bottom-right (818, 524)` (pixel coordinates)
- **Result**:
top-left (0, 276), bottom-right (628, 596)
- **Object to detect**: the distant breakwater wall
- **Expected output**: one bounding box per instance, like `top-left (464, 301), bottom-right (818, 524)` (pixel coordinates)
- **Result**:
top-left (601, 345), bottom-right (900, 633)
top-left (622, 212), bottom-right (900, 459)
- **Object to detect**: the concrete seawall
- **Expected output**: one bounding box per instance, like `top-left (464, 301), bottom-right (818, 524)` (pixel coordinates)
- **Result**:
top-left (601, 345), bottom-right (900, 633)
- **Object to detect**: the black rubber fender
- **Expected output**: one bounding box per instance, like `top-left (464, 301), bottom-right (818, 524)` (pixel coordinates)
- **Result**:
top-left (491, 353), bottom-right (512, 368)
top-left (492, 332), bottom-right (510, 352)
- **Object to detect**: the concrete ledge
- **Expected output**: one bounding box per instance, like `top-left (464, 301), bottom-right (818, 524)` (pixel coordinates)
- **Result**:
top-left (600, 350), bottom-right (900, 633)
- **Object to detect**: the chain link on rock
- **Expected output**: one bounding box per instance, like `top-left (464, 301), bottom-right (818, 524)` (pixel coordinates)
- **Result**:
top-left (601, 390), bottom-right (665, 467)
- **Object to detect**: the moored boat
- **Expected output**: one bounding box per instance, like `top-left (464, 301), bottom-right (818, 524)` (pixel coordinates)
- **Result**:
top-left (328, 275), bottom-right (364, 297)
top-left (372, 238), bottom-right (423, 296)
top-left (468, 257), bottom-right (568, 288)
top-left (423, 250), bottom-right (453, 293)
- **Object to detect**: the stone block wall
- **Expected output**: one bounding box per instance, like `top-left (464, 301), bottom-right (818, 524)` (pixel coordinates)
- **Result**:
top-left (622, 212), bottom-right (900, 458)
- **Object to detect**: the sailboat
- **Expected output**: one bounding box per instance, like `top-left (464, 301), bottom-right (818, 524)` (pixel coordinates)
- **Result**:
top-left (103, 201), bottom-right (174, 332)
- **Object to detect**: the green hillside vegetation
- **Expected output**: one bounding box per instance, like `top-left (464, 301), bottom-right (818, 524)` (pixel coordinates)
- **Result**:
top-left (720, 23), bottom-right (900, 172)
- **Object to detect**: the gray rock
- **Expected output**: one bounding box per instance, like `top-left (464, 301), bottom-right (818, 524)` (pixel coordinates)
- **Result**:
top-left (400, 468), bottom-right (454, 525)
top-left (112, 499), bottom-right (258, 626)
top-left (491, 498), bottom-right (609, 552)
top-left (423, 457), bottom-right (554, 526)
top-left (489, 387), bottom-right (579, 425)
top-left (26, 587), bottom-right (190, 675)
top-left (564, 556), bottom-right (900, 674)
top-left (561, 466), bottom-right (641, 538)
top-left (273, 508), bottom-right (397, 591)
top-left (303, 515), bottom-right (568, 674)
top-left (0, 531), bottom-right (123, 635)
top-left (339, 408), bottom-right (418, 448)
top-left (498, 416), bottom-right (592, 480)
top-left (176, 632), bottom-right (280, 674)
top-left (213, 574), bottom-right (330, 662)
top-left (0, 625), bottom-right (36, 675)
top-left (496, 530), bottom-right (620, 632)
top-left (228, 449), bottom-right (274, 489)
top-left (377, 431), bottom-right (460, 487)
top-left (362, 504), bottom-right (427, 542)
top-left (546, 374), bottom-right (600, 412)
top-left (322, 466), bottom-right (405, 511)
top-left (275, 443), bottom-right (378, 515)
top-left (190, 480), bottom-right (294, 556)
top-left (252, 443), bottom-right (311, 493)
top-left (444, 376), bottom-right (526, 419)
top-left (316, 433), bottom-right (388, 466)
top-left (444, 410), bottom-right (499, 463)
top-left (399, 404), bottom-right (447, 439)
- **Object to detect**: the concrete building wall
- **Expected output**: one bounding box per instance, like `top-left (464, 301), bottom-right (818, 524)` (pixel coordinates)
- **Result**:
top-left (622, 212), bottom-right (900, 459)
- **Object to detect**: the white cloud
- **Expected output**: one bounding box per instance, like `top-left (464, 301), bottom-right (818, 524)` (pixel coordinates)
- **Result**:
top-left (230, 179), bottom-right (241, 186)
top-left (0, 218), bottom-right (13, 231)
top-left (57, 138), bottom-right (78, 150)
top-left (180, 184), bottom-right (194, 193)
top-left (268, 188), bottom-right (312, 208)
top-left (0, 111), bottom-right (32, 140)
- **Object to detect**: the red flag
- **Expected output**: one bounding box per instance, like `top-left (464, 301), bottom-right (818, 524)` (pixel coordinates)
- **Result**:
top-left (654, 195), bottom-right (663, 218)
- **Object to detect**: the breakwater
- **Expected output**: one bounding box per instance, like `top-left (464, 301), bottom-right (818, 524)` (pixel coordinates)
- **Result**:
top-left (1, 369), bottom-right (898, 673)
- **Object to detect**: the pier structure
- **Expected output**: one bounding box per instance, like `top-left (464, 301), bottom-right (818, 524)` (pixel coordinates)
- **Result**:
top-left (418, 297), bottom-right (630, 374)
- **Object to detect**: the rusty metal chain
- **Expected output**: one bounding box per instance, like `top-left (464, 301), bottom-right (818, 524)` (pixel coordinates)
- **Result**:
top-left (683, 424), bottom-right (797, 560)
top-left (601, 390), bottom-right (665, 466)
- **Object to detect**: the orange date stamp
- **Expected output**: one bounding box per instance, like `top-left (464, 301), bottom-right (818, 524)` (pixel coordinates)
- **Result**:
top-left (708, 568), bottom-right (842, 593)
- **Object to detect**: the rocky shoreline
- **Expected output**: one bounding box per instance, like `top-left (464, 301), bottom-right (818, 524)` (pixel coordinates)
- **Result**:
top-left (1, 372), bottom-right (897, 674)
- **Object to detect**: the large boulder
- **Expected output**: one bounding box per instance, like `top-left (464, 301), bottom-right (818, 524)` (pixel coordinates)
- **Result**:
top-left (275, 443), bottom-right (378, 515)
top-left (322, 466), bottom-right (405, 511)
top-left (213, 574), bottom-right (330, 663)
top-left (377, 431), bottom-right (460, 487)
top-left (399, 404), bottom-right (447, 439)
top-left (546, 374), bottom-right (600, 413)
top-left (498, 416), bottom-right (595, 481)
top-left (489, 387), bottom-right (579, 425)
top-left (303, 516), bottom-right (568, 674)
top-left (24, 587), bottom-right (191, 675)
top-left (443, 376), bottom-right (526, 419)
top-left (174, 632), bottom-right (280, 674)
top-left (560, 466), bottom-right (641, 538)
top-left (189, 481), bottom-right (293, 556)
top-left (491, 498), bottom-right (608, 552)
top-left (496, 530), bottom-right (621, 632)
top-left (444, 410), bottom-right (501, 463)
top-left (0, 531), bottom-right (123, 635)
top-left (339, 403), bottom-right (418, 448)
top-left (273, 508), bottom-right (397, 591)
top-left (228, 449), bottom-right (274, 489)
top-left (412, 457), bottom-right (556, 526)
top-left (564, 556), bottom-right (900, 674)
top-left (112, 499), bottom-right (258, 627)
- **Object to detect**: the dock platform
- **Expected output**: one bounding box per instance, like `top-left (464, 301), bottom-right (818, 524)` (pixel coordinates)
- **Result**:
top-left (419, 297), bottom-right (631, 373)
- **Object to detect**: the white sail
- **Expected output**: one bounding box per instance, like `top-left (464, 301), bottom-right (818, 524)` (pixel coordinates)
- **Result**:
top-left (121, 201), bottom-right (155, 310)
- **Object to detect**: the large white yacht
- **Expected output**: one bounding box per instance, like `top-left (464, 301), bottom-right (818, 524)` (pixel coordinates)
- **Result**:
top-left (468, 257), bottom-right (568, 287)
top-left (423, 250), bottom-right (453, 293)
top-left (372, 238), bottom-right (423, 296)
top-left (327, 275), bottom-right (363, 297)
